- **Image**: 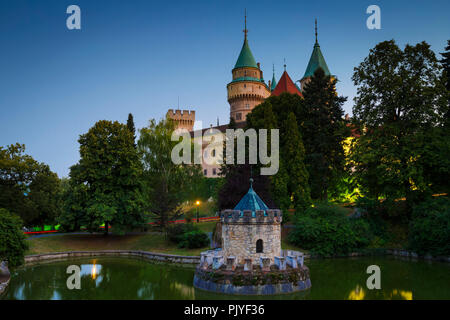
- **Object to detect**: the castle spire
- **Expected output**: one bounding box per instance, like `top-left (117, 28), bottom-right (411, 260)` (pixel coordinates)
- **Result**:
top-left (233, 10), bottom-right (257, 69)
top-left (315, 18), bottom-right (318, 44)
top-left (301, 19), bottom-right (331, 80)
top-left (270, 64), bottom-right (277, 91)
top-left (243, 9), bottom-right (248, 40)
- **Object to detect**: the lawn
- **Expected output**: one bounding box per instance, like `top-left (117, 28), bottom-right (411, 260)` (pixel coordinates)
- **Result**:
top-left (26, 221), bottom-right (306, 257)
top-left (27, 221), bottom-right (218, 256)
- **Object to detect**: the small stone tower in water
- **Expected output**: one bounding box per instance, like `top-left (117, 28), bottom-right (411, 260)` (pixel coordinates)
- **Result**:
top-left (194, 179), bottom-right (311, 295)
top-left (227, 13), bottom-right (270, 123)
top-left (221, 178), bottom-right (282, 265)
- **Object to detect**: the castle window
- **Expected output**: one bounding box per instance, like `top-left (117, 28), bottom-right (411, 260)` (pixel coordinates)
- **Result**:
top-left (212, 149), bottom-right (216, 157)
top-left (212, 168), bottom-right (216, 175)
top-left (203, 169), bottom-right (207, 176)
top-left (245, 104), bottom-right (250, 109)
top-left (236, 113), bottom-right (242, 121)
top-left (244, 84), bottom-right (246, 88)
top-left (256, 239), bottom-right (263, 253)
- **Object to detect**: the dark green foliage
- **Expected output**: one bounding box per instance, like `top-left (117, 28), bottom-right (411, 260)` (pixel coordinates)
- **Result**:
top-left (178, 230), bottom-right (210, 249)
top-left (166, 223), bottom-right (198, 243)
top-left (245, 94), bottom-right (314, 211)
top-left (59, 120), bottom-right (146, 234)
top-left (0, 209), bottom-right (29, 267)
top-left (0, 143), bottom-right (62, 227)
top-left (351, 40), bottom-right (449, 204)
top-left (166, 223), bottom-right (209, 249)
top-left (218, 117), bottom-right (275, 210)
top-left (126, 113), bottom-right (136, 147)
top-left (282, 113), bottom-right (311, 211)
top-left (288, 203), bottom-right (372, 256)
top-left (302, 68), bottom-right (348, 200)
top-left (138, 118), bottom-right (203, 228)
top-left (440, 40), bottom-right (450, 91)
top-left (408, 197), bottom-right (450, 256)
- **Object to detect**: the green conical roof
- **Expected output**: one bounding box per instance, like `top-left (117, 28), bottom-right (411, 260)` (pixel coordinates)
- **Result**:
top-left (271, 69), bottom-right (277, 91)
top-left (234, 38), bottom-right (258, 69)
top-left (302, 42), bottom-right (331, 79)
top-left (233, 179), bottom-right (269, 212)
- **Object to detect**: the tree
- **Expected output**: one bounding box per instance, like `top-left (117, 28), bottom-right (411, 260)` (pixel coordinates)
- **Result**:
top-left (0, 143), bottom-right (61, 227)
top-left (282, 113), bottom-right (311, 211)
top-left (27, 164), bottom-right (62, 229)
top-left (302, 68), bottom-right (348, 200)
top-left (351, 40), bottom-right (449, 204)
top-left (0, 208), bottom-right (29, 267)
top-left (127, 113), bottom-right (136, 146)
top-left (440, 40), bottom-right (450, 126)
top-left (218, 117), bottom-right (275, 210)
top-left (440, 40), bottom-right (450, 91)
top-left (138, 118), bottom-right (202, 229)
top-left (59, 120), bottom-right (146, 234)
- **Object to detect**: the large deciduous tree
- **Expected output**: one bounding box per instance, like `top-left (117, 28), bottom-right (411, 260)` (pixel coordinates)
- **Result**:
top-left (138, 118), bottom-right (202, 229)
top-left (0, 143), bottom-right (61, 227)
top-left (350, 40), bottom-right (449, 203)
top-left (60, 120), bottom-right (146, 234)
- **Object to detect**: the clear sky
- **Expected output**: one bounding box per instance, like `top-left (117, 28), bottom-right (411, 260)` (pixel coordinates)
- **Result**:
top-left (0, 0), bottom-right (449, 177)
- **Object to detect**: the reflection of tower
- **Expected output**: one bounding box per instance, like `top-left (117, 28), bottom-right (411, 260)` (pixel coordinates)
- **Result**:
top-left (227, 12), bottom-right (270, 123)
top-left (300, 19), bottom-right (332, 91)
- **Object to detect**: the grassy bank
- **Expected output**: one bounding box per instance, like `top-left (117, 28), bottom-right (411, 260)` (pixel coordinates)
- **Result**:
top-left (27, 221), bottom-right (218, 256)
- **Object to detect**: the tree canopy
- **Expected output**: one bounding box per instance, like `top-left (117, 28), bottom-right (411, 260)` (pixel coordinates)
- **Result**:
top-left (60, 120), bottom-right (146, 234)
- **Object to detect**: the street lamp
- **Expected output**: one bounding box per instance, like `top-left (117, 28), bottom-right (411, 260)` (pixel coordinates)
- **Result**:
top-left (195, 200), bottom-right (201, 223)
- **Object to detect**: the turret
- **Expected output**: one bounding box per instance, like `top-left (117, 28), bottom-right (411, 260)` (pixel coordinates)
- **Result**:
top-left (300, 19), bottom-right (333, 92)
top-left (227, 12), bottom-right (270, 123)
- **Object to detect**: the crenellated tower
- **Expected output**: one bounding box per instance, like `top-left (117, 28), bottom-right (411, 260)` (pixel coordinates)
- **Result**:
top-left (166, 109), bottom-right (195, 131)
top-left (227, 13), bottom-right (270, 123)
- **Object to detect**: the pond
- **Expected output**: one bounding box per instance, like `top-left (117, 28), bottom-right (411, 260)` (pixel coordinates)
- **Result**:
top-left (2, 256), bottom-right (450, 300)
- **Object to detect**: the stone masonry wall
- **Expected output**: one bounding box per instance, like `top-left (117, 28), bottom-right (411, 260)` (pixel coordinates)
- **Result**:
top-left (222, 223), bottom-right (281, 265)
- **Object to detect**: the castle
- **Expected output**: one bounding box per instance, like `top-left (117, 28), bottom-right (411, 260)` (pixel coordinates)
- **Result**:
top-left (167, 18), bottom-right (332, 177)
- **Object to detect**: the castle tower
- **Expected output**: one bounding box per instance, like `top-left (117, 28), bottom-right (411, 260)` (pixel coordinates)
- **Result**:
top-left (166, 109), bottom-right (195, 131)
top-left (300, 19), bottom-right (332, 91)
top-left (221, 179), bottom-right (282, 265)
top-left (227, 13), bottom-right (270, 123)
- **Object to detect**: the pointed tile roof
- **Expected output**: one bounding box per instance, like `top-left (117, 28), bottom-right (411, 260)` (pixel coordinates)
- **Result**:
top-left (234, 38), bottom-right (258, 69)
top-left (302, 20), bottom-right (330, 80)
top-left (234, 179), bottom-right (269, 212)
top-left (302, 42), bottom-right (331, 79)
top-left (271, 71), bottom-right (303, 97)
top-left (270, 67), bottom-right (277, 91)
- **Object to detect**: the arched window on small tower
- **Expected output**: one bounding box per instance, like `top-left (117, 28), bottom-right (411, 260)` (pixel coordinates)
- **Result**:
top-left (256, 239), bottom-right (263, 253)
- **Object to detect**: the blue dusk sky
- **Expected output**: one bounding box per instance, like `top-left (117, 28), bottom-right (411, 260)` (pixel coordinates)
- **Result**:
top-left (0, 0), bottom-right (449, 177)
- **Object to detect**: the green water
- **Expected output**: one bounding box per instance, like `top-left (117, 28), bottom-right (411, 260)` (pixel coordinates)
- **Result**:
top-left (2, 256), bottom-right (450, 300)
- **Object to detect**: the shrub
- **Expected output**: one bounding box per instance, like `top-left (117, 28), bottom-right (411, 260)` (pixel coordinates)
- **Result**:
top-left (408, 197), bottom-right (450, 256)
top-left (178, 230), bottom-right (210, 249)
top-left (0, 209), bottom-right (29, 267)
top-left (288, 203), bottom-right (372, 256)
top-left (166, 223), bottom-right (198, 244)
top-left (356, 197), bottom-right (388, 240)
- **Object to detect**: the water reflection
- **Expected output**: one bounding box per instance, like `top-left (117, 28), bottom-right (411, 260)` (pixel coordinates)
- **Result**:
top-left (1, 256), bottom-right (449, 300)
top-left (347, 285), bottom-right (413, 300)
